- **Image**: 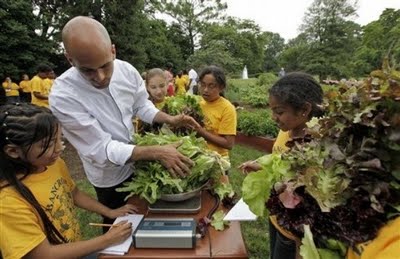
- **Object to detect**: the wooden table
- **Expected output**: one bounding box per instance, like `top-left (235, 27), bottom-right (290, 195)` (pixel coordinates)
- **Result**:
top-left (99, 191), bottom-right (248, 258)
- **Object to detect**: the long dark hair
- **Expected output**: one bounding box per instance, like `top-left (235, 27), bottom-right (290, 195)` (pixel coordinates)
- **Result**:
top-left (0, 103), bottom-right (67, 244)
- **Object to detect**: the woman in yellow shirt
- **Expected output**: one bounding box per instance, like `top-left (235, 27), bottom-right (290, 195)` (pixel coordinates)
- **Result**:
top-left (2, 77), bottom-right (20, 103)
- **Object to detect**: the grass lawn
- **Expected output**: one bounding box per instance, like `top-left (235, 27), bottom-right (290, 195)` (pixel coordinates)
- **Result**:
top-left (75, 144), bottom-right (269, 259)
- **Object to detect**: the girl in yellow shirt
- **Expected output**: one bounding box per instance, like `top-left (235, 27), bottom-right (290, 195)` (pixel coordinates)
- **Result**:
top-left (239, 72), bottom-right (324, 259)
top-left (145, 68), bottom-right (168, 108)
top-left (136, 68), bottom-right (168, 134)
top-left (191, 65), bottom-right (237, 159)
top-left (0, 103), bottom-right (136, 259)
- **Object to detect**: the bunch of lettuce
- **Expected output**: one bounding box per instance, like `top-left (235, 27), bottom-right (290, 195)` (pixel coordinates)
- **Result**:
top-left (242, 60), bottom-right (400, 256)
top-left (162, 95), bottom-right (204, 135)
top-left (138, 95), bottom-right (204, 135)
top-left (117, 132), bottom-right (232, 204)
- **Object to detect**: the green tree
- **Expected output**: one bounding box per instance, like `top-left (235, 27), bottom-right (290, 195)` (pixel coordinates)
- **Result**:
top-left (353, 8), bottom-right (400, 74)
top-left (44, 0), bottom-right (152, 71)
top-left (143, 20), bottom-right (188, 70)
top-left (262, 32), bottom-right (285, 72)
top-left (200, 18), bottom-right (267, 74)
top-left (103, 0), bottom-right (149, 71)
top-left (300, 0), bottom-right (361, 80)
top-left (0, 0), bottom-right (52, 79)
top-left (187, 41), bottom-right (242, 73)
top-left (278, 33), bottom-right (310, 72)
top-left (154, 0), bottom-right (228, 54)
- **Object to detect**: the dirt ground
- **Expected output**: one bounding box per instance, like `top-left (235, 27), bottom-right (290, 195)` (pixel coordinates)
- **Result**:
top-left (61, 141), bottom-right (86, 180)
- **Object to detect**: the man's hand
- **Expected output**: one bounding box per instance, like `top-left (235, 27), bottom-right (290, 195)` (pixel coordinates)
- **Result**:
top-left (157, 142), bottom-right (194, 178)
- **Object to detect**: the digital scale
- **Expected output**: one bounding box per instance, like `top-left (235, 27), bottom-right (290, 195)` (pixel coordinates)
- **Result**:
top-left (133, 218), bottom-right (198, 248)
top-left (148, 195), bottom-right (202, 214)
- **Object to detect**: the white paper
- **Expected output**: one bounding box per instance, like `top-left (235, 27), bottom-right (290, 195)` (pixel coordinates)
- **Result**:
top-left (100, 214), bottom-right (144, 255)
top-left (223, 198), bottom-right (257, 221)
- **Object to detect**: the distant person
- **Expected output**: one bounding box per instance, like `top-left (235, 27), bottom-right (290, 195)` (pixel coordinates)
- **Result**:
top-left (19, 74), bottom-right (32, 103)
top-left (31, 64), bottom-right (53, 107)
top-left (175, 70), bottom-right (187, 96)
top-left (49, 16), bottom-right (198, 229)
top-left (164, 62), bottom-right (175, 96)
top-left (188, 68), bottom-right (198, 95)
top-left (182, 69), bottom-right (190, 90)
top-left (278, 67), bottom-right (286, 78)
top-left (2, 77), bottom-right (20, 104)
top-left (0, 103), bottom-right (135, 258)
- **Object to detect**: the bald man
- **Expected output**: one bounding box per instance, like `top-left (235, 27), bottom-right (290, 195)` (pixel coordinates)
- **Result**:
top-left (49, 16), bottom-right (198, 227)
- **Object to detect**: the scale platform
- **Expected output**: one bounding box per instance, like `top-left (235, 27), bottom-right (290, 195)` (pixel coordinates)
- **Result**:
top-left (148, 195), bottom-right (201, 214)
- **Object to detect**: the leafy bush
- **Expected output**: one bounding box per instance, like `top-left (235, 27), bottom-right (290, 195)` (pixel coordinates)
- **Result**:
top-left (257, 72), bottom-right (278, 86)
top-left (226, 78), bottom-right (258, 103)
top-left (237, 109), bottom-right (278, 137)
top-left (241, 85), bottom-right (269, 107)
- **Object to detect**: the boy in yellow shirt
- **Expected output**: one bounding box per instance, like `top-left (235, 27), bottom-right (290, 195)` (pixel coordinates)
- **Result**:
top-left (19, 74), bottom-right (32, 103)
top-left (30, 64), bottom-right (53, 107)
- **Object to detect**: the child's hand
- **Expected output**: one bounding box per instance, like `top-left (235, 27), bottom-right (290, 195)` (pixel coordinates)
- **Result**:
top-left (238, 160), bottom-right (261, 175)
top-left (107, 204), bottom-right (138, 219)
top-left (169, 114), bottom-right (200, 129)
top-left (104, 221), bottom-right (132, 246)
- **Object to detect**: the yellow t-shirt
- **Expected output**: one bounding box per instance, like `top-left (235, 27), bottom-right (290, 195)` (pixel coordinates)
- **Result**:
top-left (0, 159), bottom-right (81, 259)
top-left (154, 97), bottom-right (167, 110)
top-left (30, 75), bottom-right (50, 107)
top-left (272, 130), bottom-right (290, 153)
top-left (175, 76), bottom-right (187, 96)
top-left (200, 96), bottom-right (237, 157)
top-left (182, 74), bottom-right (189, 88)
top-left (19, 80), bottom-right (31, 93)
top-left (2, 82), bottom-right (20, 97)
top-left (347, 217), bottom-right (400, 259)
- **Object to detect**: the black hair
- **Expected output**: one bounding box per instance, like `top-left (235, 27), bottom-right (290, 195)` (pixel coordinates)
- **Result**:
top-left (37, 64), bottom-right (52, 73)
top-left (269, 72), bottom-right (324, 118)
top-left (0, 103), bottom-right (67, 244)
top-left (198, 65), bottom-right (227, 89)
top-left (165, 62), bottom-right (173, 70)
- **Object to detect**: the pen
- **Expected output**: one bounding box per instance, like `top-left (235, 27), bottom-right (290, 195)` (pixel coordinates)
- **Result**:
top-left (89, 223), bottom-right (119, 227)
